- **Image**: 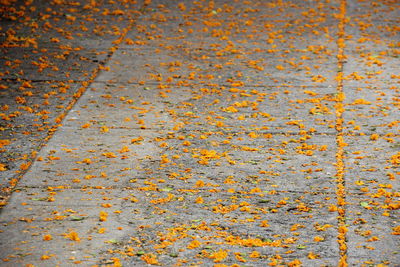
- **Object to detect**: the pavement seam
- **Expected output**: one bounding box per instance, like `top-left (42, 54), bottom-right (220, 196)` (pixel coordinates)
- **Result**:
top-left (10, 185), bottom-right (338, 195)
top-left (2, 78), bottom-right (86, 84)
top-left (0, 6), bottom-right (144, 208)
top-left (335, 0), bottom-right (349, 266)
top-left (93, 80), bottom-right (338, 88)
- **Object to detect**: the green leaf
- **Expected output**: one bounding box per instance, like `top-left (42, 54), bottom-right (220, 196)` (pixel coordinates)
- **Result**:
top-left (297, 245), bottom-right (306, 249)
top-left (70, 216), bottom-right (85, 221)
top-left (31, 198), bottom-right (47, 201)
top-left (161, 187), bottom-right (173, 192)
top-left (360, 201), bottom-right (369, 208)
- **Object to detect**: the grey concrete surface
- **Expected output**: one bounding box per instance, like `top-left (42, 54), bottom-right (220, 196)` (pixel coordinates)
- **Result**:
top-left (0, 0), bottom-right (399, 266)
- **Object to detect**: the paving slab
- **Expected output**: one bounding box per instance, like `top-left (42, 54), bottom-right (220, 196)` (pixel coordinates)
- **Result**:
top-left (346, 193), bottom-right (400, 266)
top-left (343, 85), bottom-right (400, 135)
top-left (0, 46), bottom-right (107, 81)
top-left (130, 132), bottom-right (337, 193)
top-left (62, 82), bottom-right (192, 130)
top-left (0, 188), bottom-right (339, 266)
top-left (344, 135), bottom-right (400, 193)
top-left (0, 80), bottom-right (83, 189)
top-left (0, 188), bottom-right (134, 266)
top-left (97, 46), bottom-right (339, 87)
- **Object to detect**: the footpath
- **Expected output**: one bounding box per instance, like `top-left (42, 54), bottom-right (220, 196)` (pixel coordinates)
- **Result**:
top-left (0, 0), bottom-right (399, 266)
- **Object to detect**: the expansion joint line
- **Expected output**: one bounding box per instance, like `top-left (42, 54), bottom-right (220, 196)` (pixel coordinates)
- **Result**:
top-left (335, 0), bottom-right (348, 266)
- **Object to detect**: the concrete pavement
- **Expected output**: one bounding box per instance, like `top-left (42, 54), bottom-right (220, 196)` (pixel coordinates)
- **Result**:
top-left (0, 0), bottom-right (399, 266)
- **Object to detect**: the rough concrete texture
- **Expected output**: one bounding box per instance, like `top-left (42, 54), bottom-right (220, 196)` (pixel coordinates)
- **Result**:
top-left (0, 0), bottom-right (399, 266)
